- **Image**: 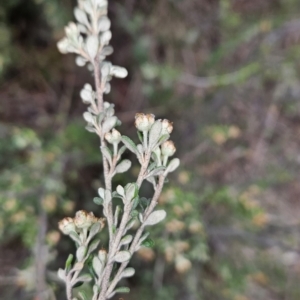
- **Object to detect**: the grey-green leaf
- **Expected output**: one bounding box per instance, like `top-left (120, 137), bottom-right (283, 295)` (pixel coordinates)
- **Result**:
top-left (114, 251), bottom-right (131, 263)
top-left (76, 246), bottom-right (87, 261)
top-left (122, 268), bottom-right (135, 278)
top-left (121, 136), bottom-right (137, 154)
top-left (92, 256), bottom-right (103, 275)
top-left (101, 146), bottom-right (112, 165)
top-left (144, 210), bottom-right (166, 226)
top-left (149, 120), bottom-right (162, 148)
top-left (115, 160), bottom-right (131, 174)
top-left (93, 197), bottom-right (103, 205)
top-left (102, 116), bottom-right (117, 133)
top-left (165, 158), bottom-right (180, 174)
top-left (120, 235), bottom-right (133, 246)
top-left (58, 268), bottom-right (66, 281)
top-left (86, 35), bottom-right (99, 59)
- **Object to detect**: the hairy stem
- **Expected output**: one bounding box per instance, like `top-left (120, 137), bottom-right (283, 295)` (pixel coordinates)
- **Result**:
top-left (105, 174), bottom-right (166, 297)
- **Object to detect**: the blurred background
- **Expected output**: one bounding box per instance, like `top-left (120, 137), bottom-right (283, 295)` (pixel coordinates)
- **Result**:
top-left (1, 0), bottom-right (300, 299)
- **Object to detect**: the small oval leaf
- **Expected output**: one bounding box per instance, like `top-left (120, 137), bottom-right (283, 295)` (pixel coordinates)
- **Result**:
top-left (144, 210), bottom-right (166, 226)
top-left (114, 251), bottom-right (131, 263)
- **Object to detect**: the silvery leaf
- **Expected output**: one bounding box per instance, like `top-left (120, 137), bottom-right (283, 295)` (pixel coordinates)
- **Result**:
top-left (83, 112), bottom-right (94, 124)
top-left (83, 1), bottom-right (93, 14)
top-left (146, 176), bottom-right (157, 188)
top-left (69, 232), bottom-right (81, 244)
top-left (111, 66), bottom-right (128, 78)
top-left (86, 126), bottom-right (96, 133)
top-left (86, 35), bottom-right (99, 59)
top-left (165, 158), bottom-right (180, 174)
top-left (125, 183), bottom-right (137, 201)
top-left (75, 274), bottom-right (92, 283)
top-left (58, 268), bottom-right (66, 281)
top-left (139, 213), bottom-right (143, 223)
top-left (139, 232), bottom-right (150, 243)
top-left (102, 46), bottom-right (113, 56)
top-left (57, 38), bottom-right (69, 54)
top-left (74, 7), bottom-right (89, 26)
top-left (98, 16), bottom-right (111, 32)
top-left (101, 62), bottom-right (111, 78)
top-left (114, 205), bottom-right (121, 226)
top-left (87, 238), bottom-right (100, 255)
top-left (76, 56), bottom-right (87, 67)
top-left (102, 116), bottom-right (117, 133)
top-left (115, 160), bottom-right (131, 174)
top-left (93, 197), bottom-right (103, 205)
top-left (125, 218), bottom-right (136, 231)
top-left (117, 145), bottom-right (126, 160)
top-left (76, 246), bottom-right (87, 261)
top-left (104, 82), bottom-right (111, 94)
top-left (114, 251), bottom-right (131, 263)
top-left (101, 30), bottom-right (112, 45)
top-left (92, 256), bottom-right (103, 275)
top-left (121, 136), bottom-right (137, 154)
top-left (137, 144), bottom-right (144, 155)
top-left (80, 89), bottom-right (92, 103)
top-left (120, 235), bottom-right (133, 246)
top-left (101, 146), bottom-right (112, 165)
top-left (144, 210), bottom-right (166, 226)
top-left (89, 222), bottom-right (101, 238)
top-left (149, 120), bottom-right (162, 148)
top-left (146, 166), bottom-right (166, 178)
top-left (98, 187), bottom-right (105, 199)
top-left (121, 268), bottom-right (135, 278)
top-left (116, 185), bottom-right (125, 197)
top-left (73, 262), bottom-right (84, 271)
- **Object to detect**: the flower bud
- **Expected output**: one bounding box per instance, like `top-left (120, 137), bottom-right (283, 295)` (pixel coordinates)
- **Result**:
top-left (95, 217), bottom-right (106, 230)
top-left (161, 141), bottom-right (176, 157)
top-left (58, 217), bottom-right (76, 235)
top-left (105, 129), bottom-right (121, 144)
top-left (161, 119), bottom-right (173, 135)
top-left (74, 210), bottom-right (94, 229)
top-left (98, 249), bottom-right (107, 263)
top-left (134, 113), bottom-right (155, 132)
top-left (175, 255), bottom-right (192, 274)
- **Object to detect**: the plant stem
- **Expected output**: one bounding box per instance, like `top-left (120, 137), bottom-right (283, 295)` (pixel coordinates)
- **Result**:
top-left (105, 174), bottom-right (166, 297)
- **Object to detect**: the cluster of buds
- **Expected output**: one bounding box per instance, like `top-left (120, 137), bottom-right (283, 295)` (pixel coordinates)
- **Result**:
top-left (105, 128), bottom-right (121, 144)
top-left (58, 210), bottom-right (105, 235)
top-left (134, 113), bottom-right (176, 167)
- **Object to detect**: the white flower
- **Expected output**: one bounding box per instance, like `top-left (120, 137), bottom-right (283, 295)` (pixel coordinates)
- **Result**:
top-left (161, 140), bottom-right (176, 157)
top-left (74, 210), bottom-right (95, 229)
top-left (105, 129), bottom-right (121, 144)
top-left (161, 119), bottom-right (173, 135)
top-left (58, 217), bottom-right (76, 235)
top-left (135, 113), bottom-right (155, 132)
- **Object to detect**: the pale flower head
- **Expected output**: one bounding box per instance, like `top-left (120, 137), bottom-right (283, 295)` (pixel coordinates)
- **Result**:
top-left (105, 128), bottom-right (121, 144)
top-left (74, 210), bottom-right (94, 229)
top-left (135, 113), bottom-right (155, 131)
top-left (175, 255), bottom-right (192, 274)
top-left (98, 249), bottom-right (108, 263)
top-left (58, 217), bottom-right (76, 235)
top-left (161, 140), bottom-right (176, 157)
top-left (161, 119), bottom-right (173, 135)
